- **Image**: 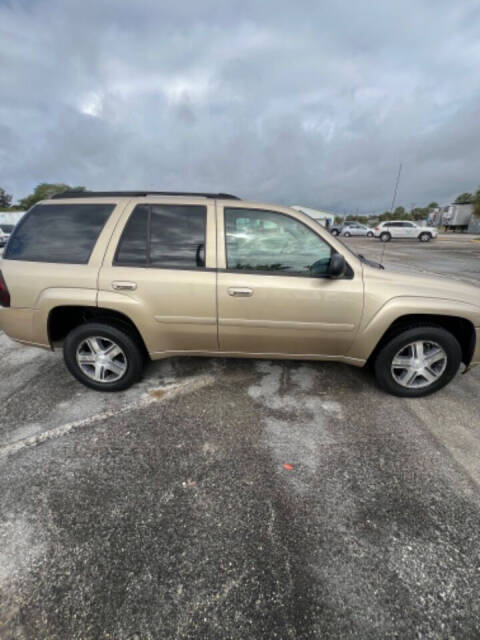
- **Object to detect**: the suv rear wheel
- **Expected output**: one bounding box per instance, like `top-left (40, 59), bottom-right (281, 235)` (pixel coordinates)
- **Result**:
top-left (373, 325), bottom-right (461, 397)
top-left (331, 229), bottom-right (339, 236)
top-left (379, 232), bottom-right (391, 242)
top-left (63, 322), bottom-right (145, 391)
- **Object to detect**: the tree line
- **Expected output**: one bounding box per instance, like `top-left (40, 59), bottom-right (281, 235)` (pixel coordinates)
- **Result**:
top-left (1, 182), bottom-right (480, 220)
top-left (0, 183), bottom-right (86, 211)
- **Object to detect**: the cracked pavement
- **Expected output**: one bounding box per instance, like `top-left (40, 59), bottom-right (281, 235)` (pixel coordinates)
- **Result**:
top-left (1, 236), bottom-right (480, 639)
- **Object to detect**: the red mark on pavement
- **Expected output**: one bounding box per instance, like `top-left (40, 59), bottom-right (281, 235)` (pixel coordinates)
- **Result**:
top-left (283, 463), bottom-right (294, 471)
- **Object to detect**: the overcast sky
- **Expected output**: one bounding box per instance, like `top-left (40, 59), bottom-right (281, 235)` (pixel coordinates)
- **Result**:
top-left (1, 0), bottom-right (479, 212)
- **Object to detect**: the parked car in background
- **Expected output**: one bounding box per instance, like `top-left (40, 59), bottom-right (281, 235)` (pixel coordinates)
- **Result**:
top-left (339, 222), bottom-right (374, 237)
top-left (329, 222), bottom-right (345, 236)
top-left (0, 225), bottom-right (14, 247)
top-left (330, 221), bottom-right (374, 237)
top-left (373, 221), bottom-right (438, 242)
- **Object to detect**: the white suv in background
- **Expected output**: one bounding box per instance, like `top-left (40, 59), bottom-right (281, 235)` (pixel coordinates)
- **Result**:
top-left (373, 221), bottom-right (438, 242)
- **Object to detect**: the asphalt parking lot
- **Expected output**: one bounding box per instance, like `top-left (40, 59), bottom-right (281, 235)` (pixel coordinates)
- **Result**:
top-left (1, 235), bottom-right (480, 639)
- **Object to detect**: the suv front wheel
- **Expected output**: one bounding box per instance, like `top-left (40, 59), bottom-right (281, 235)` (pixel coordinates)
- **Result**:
top-left (63, 322), bottom-right (145, 391)
top-left (418, 232), bottom-right (432, 242)
top-left (373, 325), bottom-right (461, 397)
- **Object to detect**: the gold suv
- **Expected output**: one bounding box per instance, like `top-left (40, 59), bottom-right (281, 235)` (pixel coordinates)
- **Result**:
top-left (0, 191), bottom-right (479, 397)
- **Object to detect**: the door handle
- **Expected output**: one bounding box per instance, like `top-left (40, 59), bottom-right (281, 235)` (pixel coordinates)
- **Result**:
top-left (228, 287), bottom-right (253, 297)
top-left (112, 281), bottom-right (137, 291)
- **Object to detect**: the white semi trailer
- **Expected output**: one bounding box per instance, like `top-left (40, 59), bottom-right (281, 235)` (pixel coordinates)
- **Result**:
top-left (441, 203), bottom-right (473, 232)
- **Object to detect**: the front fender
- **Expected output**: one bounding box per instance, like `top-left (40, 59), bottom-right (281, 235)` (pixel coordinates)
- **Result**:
top-left (347, 295), bottom-right (480, 361)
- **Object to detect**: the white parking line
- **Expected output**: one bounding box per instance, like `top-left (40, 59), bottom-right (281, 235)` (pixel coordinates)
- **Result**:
top-left (0, 374), bottom-right (215, 458)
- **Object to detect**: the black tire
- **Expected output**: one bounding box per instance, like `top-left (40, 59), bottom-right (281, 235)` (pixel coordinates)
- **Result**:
top-left (367, 231), bottom-right (374, 237)
top-left (373, 325), bottom-right (461, 397)
top-left (63, 322), bottom-right (145, 391)
top-left (380, 232), bottom-right (391, 242)
top-left (331, 229), bottom-right (339, 236)
top-left (419, 232), bottom-right (431, 242)
top-left (343, 231), bottom-right (351, 237)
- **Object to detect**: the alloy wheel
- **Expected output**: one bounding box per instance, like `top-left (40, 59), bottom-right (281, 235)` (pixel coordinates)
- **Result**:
top-left (76, 336), bottom-right (127, 383)
top-left (391, 340), bottom-right (447, 389)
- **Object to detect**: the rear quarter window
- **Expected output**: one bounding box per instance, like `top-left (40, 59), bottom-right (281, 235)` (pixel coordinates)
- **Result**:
top-left (4, 203), bottom-right (115, 264)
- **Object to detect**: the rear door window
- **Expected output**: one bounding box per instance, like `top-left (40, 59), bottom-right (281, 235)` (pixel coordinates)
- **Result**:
top-left (115, 204), bottom-right (206, 269)
top-left (4, 203), bottom-right (115, 263)
top-left (115, 205), bottom-right (148, 265)
top-left (150, 204), bottom-right (205, 268)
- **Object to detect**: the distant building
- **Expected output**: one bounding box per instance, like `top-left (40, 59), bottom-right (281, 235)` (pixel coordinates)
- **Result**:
top-left (0, 211), bottom-right (25, 226)
top-left (291, 205), bottom-right (336, 228)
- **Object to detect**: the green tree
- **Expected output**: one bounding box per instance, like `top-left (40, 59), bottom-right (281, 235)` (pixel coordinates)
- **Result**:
top-left (18, 183), bottom-right (86, 210)
top-left (393, 206), bottom-right (412, 220)
top-left (0, 187), bottom-right (12, 209)
top-left (427, 202), bottom-right (439, 209)
top-left (411, 207), bottom-right (427, 221)
top-left (454, 192), bottom-right (474, 204)
top-left (473, 187), bottom-right (480, 218)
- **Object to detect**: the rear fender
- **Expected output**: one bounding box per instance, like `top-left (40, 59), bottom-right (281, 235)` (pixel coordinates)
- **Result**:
top-left (33, 288), bottom-right (97, 346)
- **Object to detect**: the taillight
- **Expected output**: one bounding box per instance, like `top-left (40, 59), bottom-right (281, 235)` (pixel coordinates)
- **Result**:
top-left (375, 227), bottom-right (379, 231)
top-left (0, 271), bottom-right (10, 307)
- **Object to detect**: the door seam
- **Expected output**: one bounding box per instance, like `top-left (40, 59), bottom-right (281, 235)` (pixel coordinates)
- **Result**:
top-left (214, 200), bottom-right (220, 350)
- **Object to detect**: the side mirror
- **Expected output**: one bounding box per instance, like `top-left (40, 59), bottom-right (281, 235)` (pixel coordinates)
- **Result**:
top-left (327, 253), bottom-right (346, 278)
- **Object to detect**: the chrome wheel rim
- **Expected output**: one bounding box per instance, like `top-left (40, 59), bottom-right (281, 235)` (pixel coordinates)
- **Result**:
top-left (391, 340), bottom-right (447, 389)
top-left (76, 336), bottom-right (127, 383)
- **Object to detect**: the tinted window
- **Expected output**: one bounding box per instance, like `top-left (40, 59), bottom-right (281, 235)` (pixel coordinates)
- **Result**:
top-left (115, 206), bottom-right (148, 265)
top-left (150, 205), bottom-right (205, 268)
top-left (225, 208), bottom-right (332, 275)
top-left (5, 203), bottom-right (114, 263)
top-left (115, 204), bottom-right (206, 269)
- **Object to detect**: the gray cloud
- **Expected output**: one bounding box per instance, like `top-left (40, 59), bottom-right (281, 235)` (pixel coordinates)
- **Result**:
top-left (1, 0), bottom-right (480, 212)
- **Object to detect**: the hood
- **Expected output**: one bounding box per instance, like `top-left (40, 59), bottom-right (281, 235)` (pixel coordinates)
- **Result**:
top-left (363, 263), bottom-right (480, 310)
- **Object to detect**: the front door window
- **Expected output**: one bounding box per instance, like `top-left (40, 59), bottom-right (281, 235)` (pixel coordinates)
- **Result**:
top-left (225, 208), bottom-right (332, 275)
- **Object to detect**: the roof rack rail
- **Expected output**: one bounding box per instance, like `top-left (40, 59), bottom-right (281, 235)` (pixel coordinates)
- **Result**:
top-left (50, 190), bottom-right (240, 200)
